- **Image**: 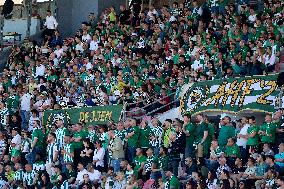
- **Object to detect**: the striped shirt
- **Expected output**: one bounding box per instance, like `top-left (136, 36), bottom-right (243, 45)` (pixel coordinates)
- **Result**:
top-left (14, 169), bottom-right (24, 181)
top-left (150, 126), bottom-right (163, 147)
top-left (46, 142), bottom-right (59, 164)
top-left (0, 139), bottom-right (7, 157)
top-left (55, 127), bottom-right (68, 149)
top-left (88, 130), bottom-right (98, 143)
top-left (0, 108), bottom-right (9, 125)
top-left (144, 155), bottom-right (156, 172)
top-left (61, 180), bottom-right (69, 189)
top-left (23, 170), bottom-right (36, 186)
top-left (63, 143), bottom-right (74, 163)
top-left (33, 162), bottom-right (46, 172)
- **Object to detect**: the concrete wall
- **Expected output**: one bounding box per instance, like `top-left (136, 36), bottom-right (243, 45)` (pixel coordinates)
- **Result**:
top-left (0, 1), bottom-right (55, 19)
top-left (3, 18), bottom-right (40, 40)
top-left (57, 0), bottom-right (125, 38)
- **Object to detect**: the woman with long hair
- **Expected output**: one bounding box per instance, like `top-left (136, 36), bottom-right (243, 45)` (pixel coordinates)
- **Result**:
top-left (80, 138), bottom-right (94, 167)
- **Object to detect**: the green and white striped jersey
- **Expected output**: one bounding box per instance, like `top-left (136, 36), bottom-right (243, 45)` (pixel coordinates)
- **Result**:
top-left (23, 170), bottom-right (36, 186)
top-left (14, 169), bottom-right (24, 181)
top-left (33, 161), bottom-right (46, 172)
top-left (56, 127), bottom-right (68, 149)
top-left (88, 130), bottom-right (98, 143)
top-left (46, 142), bottom-right (59, 164)
top-left (60, 180), bottom-right (69, 189)
top-left (0, 107), bottom-right (9, 125)
top-left (63, 143), bottom-right (74, 163)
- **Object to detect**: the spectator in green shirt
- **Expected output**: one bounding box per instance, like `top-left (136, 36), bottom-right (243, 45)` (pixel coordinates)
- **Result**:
top-left (247, 116), bottom-right (259, 154)
top-left (183, 114), bottom-right (196, 158)
top-left (194, 114), bottom-right (210, 158)
top-left (224, 137), bottom-right (241, 169)
top-left (139, 120), bottom-right (151, 150)
top-left (26, 120), bottom-right (44, 164)
top-left (126, 118), bottom-right (140, 164)
top-left (133, 148), bottom-right (147, 179)
top-left (71, 123), bottom-right (88, 167)
top-left (259, 114), bottom-right (277, 144)
top-left (165, 167), bottom-right (180, 189)
top-left (152, 147), bottom-right (169, 180)
top-left (218, 116), bottom-right (235, 150)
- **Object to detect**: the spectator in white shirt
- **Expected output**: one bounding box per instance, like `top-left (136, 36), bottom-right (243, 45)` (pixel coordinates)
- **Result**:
top-left (248, 9), bottom-right (257, 23)
top-left (35, 61), bottom-right (46, 78)
top-left (87, 164), bottom-right (101, 183)
top-left (43, 10), bottom-right (58, 38)
top-left (54, 46), bottom-right (63, 60)
top-left (237, 117), bottom-right (250, 160)
top-left (89, 35), bottom-right (99, 51)
top-left (28, 109), bottom-right (40, 132)
top-left (263, 48), bottom-right (276, 72)
top-left (75, 36), bottom-right (84, 53)
top-left (20, 87), bottom-right (32, 131)
top-left (82, 30), bottom-right (92, 43)
top-left (75, 162), bottom-right (88, 185)
top-left (10, 128), bottom-right (21, 163)
top-left (111, 53), bottom-right (122, 68)
top-left (93, 141), bottom-right (105, 172)
top-left (147, 5), bottom-right (158, 21)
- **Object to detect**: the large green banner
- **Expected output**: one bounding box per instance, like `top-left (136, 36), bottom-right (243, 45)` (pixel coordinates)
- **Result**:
top-left (181, 74), bottom-right (279, 115)
top-left (43, 105), bottom-right (123, 126)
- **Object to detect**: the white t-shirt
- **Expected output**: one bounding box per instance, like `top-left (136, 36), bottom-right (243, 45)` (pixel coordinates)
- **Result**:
top-left (76, 43), bottom-right (84, 53)
top-left (28, 116), bottom-right (40, 131)
top-left (35, 64), bottom-right (45, 77)
top-left (263, 54), bottom-right (276, 66)
top-left (54, 48), bottom-right (63, 59)
top-left (44, 15), bottom-right (58, 29)
top-left (93, 148), bottom-right (105, 167)
top-left (86, 62), bottom-right (93, 70)
top-left (76, 169), bottom-right (88, 184)
top-left (111, 58), bottom-right (122, 67)
top-left (88, 170), bottom-right (101, 181)
top-left (248, 14), bottom-right (257, 23)
top-left (89, 40), bottom-right (99, 51)
top-left (236, 124), bottom-right (250, 148)
top-left (82, 34), bottom-right (92, 43)
top-left (11, 134), bottom-right (21, 150)
top-left (192, 59), bottom-right (203, 71)
top-left (20, 93), bottom-right (31, 111)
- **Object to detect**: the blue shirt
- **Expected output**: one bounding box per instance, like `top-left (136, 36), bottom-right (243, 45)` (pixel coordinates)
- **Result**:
top-left (275, 152), bottom-right (284, 167)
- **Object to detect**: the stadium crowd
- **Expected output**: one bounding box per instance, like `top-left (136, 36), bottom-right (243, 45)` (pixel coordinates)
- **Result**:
top-left (0, 0), bottom-right (284, 188)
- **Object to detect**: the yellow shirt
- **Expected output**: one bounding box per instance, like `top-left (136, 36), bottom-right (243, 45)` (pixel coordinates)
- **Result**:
top-left (109, 12), bottom-right (116, 22)
top-left (163, 128), bottom-right (173, 148)
top-left (28, 83), bottom-right (37, 93)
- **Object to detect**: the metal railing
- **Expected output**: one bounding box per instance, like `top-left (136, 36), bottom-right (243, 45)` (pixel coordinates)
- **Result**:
top-left (121, 91), bottom-right (178, 121)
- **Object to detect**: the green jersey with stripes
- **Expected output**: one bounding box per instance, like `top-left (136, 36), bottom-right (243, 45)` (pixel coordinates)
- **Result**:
top-left (14, 169), bottom-right (24, 181)
top-left (46, 142), bottom-right (59, 164)
top-left (55, 127), bottom-right (69, 149)
top-left (33, 161), bottom-right (46, 172)
top-left (99, 132), bottom-right (109, 149)
top-left (144, 155), bottom-right (157, 172)
top-left (23, 170), bottom-right (36, 186)
top-left (63, 143), bottom-right (74, 163)
top-left (150, 126), bottom-right (163, 147)
top-left (0, 107), bottom-right (9, 126)
top-left (88, 130), bottom-right (98, 143)
top-left (61, 180), bottom-right (69, 189)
